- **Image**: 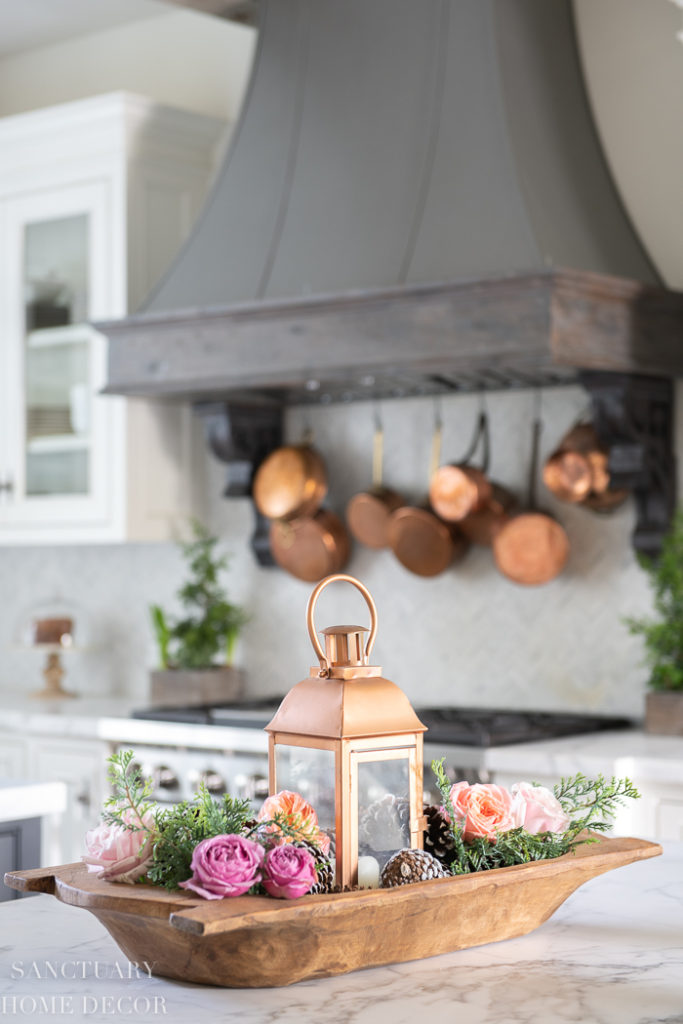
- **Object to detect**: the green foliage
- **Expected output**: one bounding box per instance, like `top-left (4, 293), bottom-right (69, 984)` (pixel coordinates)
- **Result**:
top-left (625, 508), bottom-right (683, 691)
top-left (103, 750), bottom-right (156, 831)
top-left (148, 786), bottom-right (253, 891)
top-left (553, 772), bottom-right (640, 842)
top-left (150, 520), bottom-right (249, 669)
top-left (430, 759), bottom-right (640, 876)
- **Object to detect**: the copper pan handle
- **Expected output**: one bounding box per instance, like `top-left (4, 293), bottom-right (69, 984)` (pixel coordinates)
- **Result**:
top-left (306, 573), bottom-right (378, 677)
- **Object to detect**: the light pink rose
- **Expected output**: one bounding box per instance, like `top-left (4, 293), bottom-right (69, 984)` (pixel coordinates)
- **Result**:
top-left (442, 782), bottom-right (518, 841)
top-left (179, 834), bottom-right (265, 900)
top-left (511, 782), bottom-right (570, 834)
top-left (83, 810), bottom-right (155, 884)
top-left (263, 844), bottom-right (317, 899)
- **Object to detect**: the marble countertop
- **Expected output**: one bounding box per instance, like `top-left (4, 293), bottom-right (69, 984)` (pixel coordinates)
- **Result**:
top-left (481, 728), bottom-right (683, 785)
top-left (0, 844), bottom-right (680, 1024)
top-left (0, 779), bottom-right (67, 823)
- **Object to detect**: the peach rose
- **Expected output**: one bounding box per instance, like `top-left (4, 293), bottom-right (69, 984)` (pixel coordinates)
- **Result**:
top-left (83, 810), bottom-right (156, 883)
top-left (443, 782), bottom-right (517, 842)
top-left (256, 790), bottom-right (330, 856)
top-left (511, 782), bottom-right (570, 835)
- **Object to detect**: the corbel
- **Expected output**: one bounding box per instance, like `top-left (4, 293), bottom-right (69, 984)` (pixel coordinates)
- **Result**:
top-left (580, 371), bottom-right (676, 558)
top-left (193, 401), bottom-right (284, 566)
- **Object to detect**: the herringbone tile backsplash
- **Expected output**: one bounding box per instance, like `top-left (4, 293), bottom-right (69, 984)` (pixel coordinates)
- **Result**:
top-left (0, 385), bottom-right (666, 719)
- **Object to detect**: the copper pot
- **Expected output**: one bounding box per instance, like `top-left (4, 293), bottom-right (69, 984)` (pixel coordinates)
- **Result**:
top-left (459, 482), bottom-right (519, 546)
top-left (429, 411), bottom-right (491, 522)
top-left (269, 510), bottom-right (350, 582)
top-left (543, 423), bottom-right (608, 503)
top-left (387, 506), bottom-right (468, 578)
top-left (253, 444), bottom-right (327, 521)
top-left (346, 424), bottom-right (403, 549)
top-left (494, 417), bottom-right (569, 586)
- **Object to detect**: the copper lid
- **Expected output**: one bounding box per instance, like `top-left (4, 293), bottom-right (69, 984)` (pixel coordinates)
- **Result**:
top-left (388, 506), bottom-right (456, 577)
top-left (253, 445), bottom-right (327, 520)
top-left (429, 464), bottom-right (492, 522)
top-left (346, 488), bottom-right (403, 549)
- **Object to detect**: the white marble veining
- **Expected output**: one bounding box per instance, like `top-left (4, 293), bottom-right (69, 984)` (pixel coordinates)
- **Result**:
top-left (0, 780), bottom-right (67, 823)
top-left (0, 845), bottom-right (680, 1023)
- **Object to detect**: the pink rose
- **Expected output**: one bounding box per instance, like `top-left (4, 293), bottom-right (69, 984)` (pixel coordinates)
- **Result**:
top-left (179, 834), bottom-right (264, 900)
top-left (263, 844), bottom-right (317, 899)
top-left (511, 782), bottom-right (570, 834)
top-left (83, 810), bottom-right (155, 884)
top-left (442, 782), bottom-right (517, 841)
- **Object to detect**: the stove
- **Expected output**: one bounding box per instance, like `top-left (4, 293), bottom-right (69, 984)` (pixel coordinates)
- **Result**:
top-left (131, 701), bottom-right (630, 746)
top-left (125, 702), bottom-right (633, 810)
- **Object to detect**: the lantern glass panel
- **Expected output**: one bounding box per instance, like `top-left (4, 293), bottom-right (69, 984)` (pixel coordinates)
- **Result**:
top-left (357, 756), bottom-right (411, 868)
top-left (274, 745), bottom-right (335, 832)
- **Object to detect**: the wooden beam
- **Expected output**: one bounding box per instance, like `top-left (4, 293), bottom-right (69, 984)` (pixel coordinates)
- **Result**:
top-left (99, 270), bottom-right (683, 404)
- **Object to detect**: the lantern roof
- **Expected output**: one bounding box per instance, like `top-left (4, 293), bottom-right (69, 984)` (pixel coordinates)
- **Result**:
top-left (265, 674), bottom-right (427, 740)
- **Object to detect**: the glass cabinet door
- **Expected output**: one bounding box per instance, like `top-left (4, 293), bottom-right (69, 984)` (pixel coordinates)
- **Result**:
top-left (0, 182), bottom-right (113, 529)
top-left (24, 214), bottom-right (90, 498)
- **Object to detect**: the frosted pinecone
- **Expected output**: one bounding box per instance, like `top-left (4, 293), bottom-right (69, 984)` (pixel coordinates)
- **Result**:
top-left (380, 848), bottom-right (448, 887)
top-left (359, 795), bottom-right (411, 852)
top-left (423, 804), bottom-right (455, 867)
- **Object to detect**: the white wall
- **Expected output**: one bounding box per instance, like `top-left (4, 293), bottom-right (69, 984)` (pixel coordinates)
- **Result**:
top-left (0, 8), bottom-right (256, 122)
top-left (573, 0), bottom-right (683, 289)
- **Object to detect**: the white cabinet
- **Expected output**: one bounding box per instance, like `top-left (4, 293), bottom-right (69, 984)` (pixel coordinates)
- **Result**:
top-left (0, 731), bottom-right (109, 866)
top-left (25, 736), bottom-right (109, 864)
top-left (0, 93), bottom-right (224, 543)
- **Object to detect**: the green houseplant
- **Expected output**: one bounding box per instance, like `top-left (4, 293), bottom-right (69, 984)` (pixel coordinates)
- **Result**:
top-left (626, 508), bottom-right (683, 734)
top-left (149, 521), bottom-right (249, 706)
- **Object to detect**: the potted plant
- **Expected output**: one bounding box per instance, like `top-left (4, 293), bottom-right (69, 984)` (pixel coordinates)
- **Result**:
top-left (149, 521), bottom-right (249, 707)
top-left (626, 508), bottom-right (683, 735)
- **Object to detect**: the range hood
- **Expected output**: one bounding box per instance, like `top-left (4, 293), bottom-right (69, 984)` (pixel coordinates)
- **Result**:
top-left (101, 0), bottom-right (683, 406)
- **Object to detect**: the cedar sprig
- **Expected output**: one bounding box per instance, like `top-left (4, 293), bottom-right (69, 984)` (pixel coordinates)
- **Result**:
top-left (148, 785), bottom-right (253, 891)
top-left (103, 750), bottom-right (156, 831)
top-left (554, 772), bottom-right (640, 842)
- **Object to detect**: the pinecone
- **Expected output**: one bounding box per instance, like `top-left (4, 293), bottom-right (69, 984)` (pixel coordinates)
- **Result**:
top-left (359, 795), bottom-right (411, 853)
top-left (295, 840), bottom-right (335, 895)
top-left (380, 848), bottom-right (448, 888)
top-left (423, 804), bottom-right (455, 867)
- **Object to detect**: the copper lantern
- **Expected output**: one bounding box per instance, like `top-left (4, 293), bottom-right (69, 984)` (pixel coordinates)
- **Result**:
top-left (266, 573), bottom-right (426, 889)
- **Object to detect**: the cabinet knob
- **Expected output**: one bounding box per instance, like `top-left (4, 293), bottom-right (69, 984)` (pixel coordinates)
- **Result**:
top-left (198, 769), bottom-right (226, 795)
top-left (0, 476), bottom-right (14, 499)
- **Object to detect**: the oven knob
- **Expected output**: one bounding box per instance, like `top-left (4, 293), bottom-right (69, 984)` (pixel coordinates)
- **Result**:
top-left (153, 765), bottom-right (179, 791)
top-left (199, 770), bottom-right (226, 795)
top-left (249, 774), bottom-right (270, 800)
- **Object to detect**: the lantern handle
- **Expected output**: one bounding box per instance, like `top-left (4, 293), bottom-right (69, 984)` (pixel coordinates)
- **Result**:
top-left (306, 574), bottom-right (378, 677)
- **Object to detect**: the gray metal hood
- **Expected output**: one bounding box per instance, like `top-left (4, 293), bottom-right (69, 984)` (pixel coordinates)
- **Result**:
top-left (101, 0), bottom-right (683, 403)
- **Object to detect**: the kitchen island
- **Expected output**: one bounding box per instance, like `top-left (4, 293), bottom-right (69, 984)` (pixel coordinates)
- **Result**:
top-left (1, 844), bottom-right (680, 1024)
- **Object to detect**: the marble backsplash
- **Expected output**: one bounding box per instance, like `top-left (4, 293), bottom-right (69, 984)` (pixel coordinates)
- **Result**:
top-left (0, 386), bottom-right (662, 718)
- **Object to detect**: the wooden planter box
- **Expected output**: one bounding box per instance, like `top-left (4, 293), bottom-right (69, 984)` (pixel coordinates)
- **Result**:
top-left (150, 667), bottom-right (244, 708)
top-left (645, 691), bottom-right (683, 736)
top-left (5, 836), bottom-right (660, 988)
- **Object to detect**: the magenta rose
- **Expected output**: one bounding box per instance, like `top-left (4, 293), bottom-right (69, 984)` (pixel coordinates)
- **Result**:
top-left (263, 844), bottom-right (317, 899)
top-left (179, 834), bottom-right (265, 900)
top-left (83, 810), bottom-right (155, 884)
top-left (511, 782), bottom-right (570, 834)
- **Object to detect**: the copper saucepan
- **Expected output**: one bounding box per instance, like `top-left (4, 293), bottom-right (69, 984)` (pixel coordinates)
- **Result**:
top-left (493, 417), bottom-right (569, 586)
top-left (388, 421), bottom-right (469, 577)
top-left (459, 482), bottom-right (519, 546)
top-left (253, 443), bottom-right (327, 521)
top-left (429, 411), bottom-right (492, 522)
top-left (269, 510), bottom-right (350, 583)
top-left (346, 423), bottom-right (403, 549)
top-left (543, 423), bottom-right (607, 504)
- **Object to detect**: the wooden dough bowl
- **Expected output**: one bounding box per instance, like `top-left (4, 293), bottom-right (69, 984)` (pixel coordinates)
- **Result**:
top-left (5, 836), bottom-right (660, 989)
